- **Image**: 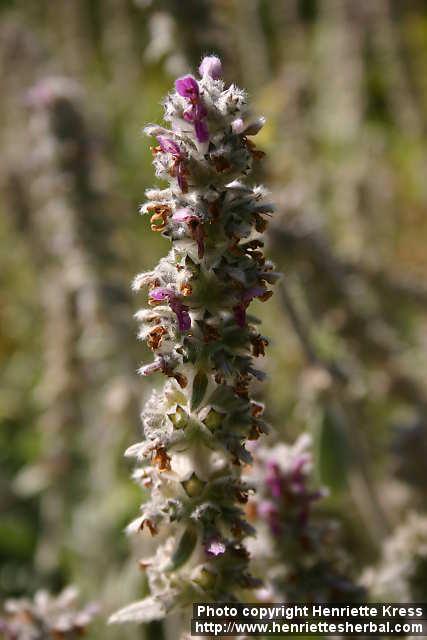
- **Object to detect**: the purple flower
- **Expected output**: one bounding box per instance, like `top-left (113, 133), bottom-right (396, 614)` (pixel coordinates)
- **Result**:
top-left (183, 102), bottom-right (207, 123)
top-left (286, 454), bottom-right (313, 495)
top-left (199, 55), bottom-right (222, 80)
top-left (183, 102), bottom-right (209, 142)
top-left (194, 119), bottom-right (209, 143)
top-left (172, 208), bottom-right (205, 258)
top-left (176, 165), bottom-right (188, 192)
top-left (149, 287), bottom-right (174, 303)
top-left (172, 208), bottom-right (194, 223)
top-left (265, 462), bottom-right (283, 499)
top-left (258, 500), bottom-right (281, 537)
top-left (175, 75), bottom-right (209, 143)
top-left (257, 500), bottom-right (276, 518)
top-left (175, 75), bottom-right (199, 100)
top-left (291, 455), bottom-right (310, 482)
top-left (138, 358), bottom-right (164, 377)
top-left (172, 301), bottom-right (191, 332)
top-left (205, 538), bottom-right (226, 557)
top-left (156, 137), bottom-right (188, 192)
top-left (149, 287), bottom-right (191, 332)
top-left (183, 102), bottom-right (209, 143)
top-left (157, 135), bottom-right (181, 156)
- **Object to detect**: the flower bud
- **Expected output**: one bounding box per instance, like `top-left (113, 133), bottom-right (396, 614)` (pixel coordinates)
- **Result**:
top-left (182, 473), bottom-right (206, 497)
top-left (168, 405), bottom-right (189, 429)
top-left (199, 55), bottom-right (223, 80)
top-left (202, 408), bottom-right (225, 431)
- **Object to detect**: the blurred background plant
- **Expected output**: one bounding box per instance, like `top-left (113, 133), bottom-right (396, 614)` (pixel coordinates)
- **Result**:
top-left (1, 0), bottom-right (427, 638)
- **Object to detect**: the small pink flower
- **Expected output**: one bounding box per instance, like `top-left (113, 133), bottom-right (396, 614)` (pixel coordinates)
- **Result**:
top-left (205, 538), bottom-right (226, 557)
top-left (156, 137), bottom-right (188, 192)
top-left (175, 75), bottom-right (199, 100)
top-left (172, 208), bottom-right (194, 222)
top-left (183, 103), bottom-right (209, 143)
top-left (173, 303), bottom-right (191, 332)
top-left (265, 462), bottom-right (283, 499)
top-left (149, 287), bottom-right (191, 332)
top-left (258, 500), bottom-right (281, 537)
top-left (138, 358), bottom-right (164, 376)
top-left (183, 102), bottom-right (207, 123)
top-left (149, 287), bottom-right (174, 302)
top-left (175, 75), bottom-right (209, 143)
top-left (194, 119), bottom-right (209, 143)
top-left (258, 500), bottom-right (277, 519)
top-left (172, 209), bottom-right (205, 258)
top-left (157, 136), bottom-right (181, 156)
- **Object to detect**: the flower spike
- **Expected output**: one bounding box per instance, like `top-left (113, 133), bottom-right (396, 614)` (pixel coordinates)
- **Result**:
top-left (110, 55), bottom-right (276, 632)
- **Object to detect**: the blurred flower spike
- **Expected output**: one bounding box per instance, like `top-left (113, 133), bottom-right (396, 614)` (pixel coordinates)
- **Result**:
top-left (247, 436), bottom-right (365, 602)
top-left (0, 587), bottom-right (98, 640)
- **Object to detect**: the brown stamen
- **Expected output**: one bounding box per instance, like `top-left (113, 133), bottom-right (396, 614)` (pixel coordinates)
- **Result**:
top-left (152, 447), bottom-right (171, 472)
top-left (140, 519), bottom-right (158, 536)
top-left (147, 326), bottom-right (167, 350)
top-left (180, 283), bottom-right (193, 297)
top-left (173, 372), bottom-right (188, 388)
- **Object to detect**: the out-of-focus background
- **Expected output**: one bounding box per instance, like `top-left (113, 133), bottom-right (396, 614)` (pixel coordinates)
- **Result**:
top-left (1, 0), bottom-right (427, 637)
